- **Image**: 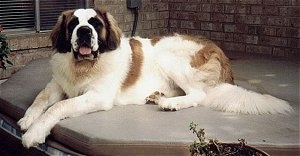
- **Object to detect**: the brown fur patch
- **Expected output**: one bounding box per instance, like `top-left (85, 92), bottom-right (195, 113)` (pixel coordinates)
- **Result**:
top-left (187, 36), bottom-right (234, 84)
top-left (90, 9), bottom-right (107, 41)
top-left (95, 8), bottom-right (122, 50)
top-left (74, 60), bottom-right (97, 76)
top-left (50, 10), bottom-right (75, 52)
top-left (150, 36), bottom-right (162, 46)
top-left (122, 39), bottom-right (144, 89)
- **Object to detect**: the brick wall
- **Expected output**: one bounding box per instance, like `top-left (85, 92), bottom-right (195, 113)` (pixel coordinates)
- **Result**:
top-left (94, 0), bottom-right (169, 37)
top-left (169, 0), bottom-right (299, 59)
top-left (1, 0), bottom-right (298, 79)
top-left (1, 33), bottom-right (53, 79)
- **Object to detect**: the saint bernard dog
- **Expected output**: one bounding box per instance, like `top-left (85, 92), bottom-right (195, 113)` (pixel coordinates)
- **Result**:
top-left (18, 8), bottom-right (293, 148)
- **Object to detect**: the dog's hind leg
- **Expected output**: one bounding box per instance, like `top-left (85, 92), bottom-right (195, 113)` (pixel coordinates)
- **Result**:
top-left (146, 89), bottom-right (205, 111)
top-left (150, 49), bottom-right (226, 111)
top-left (149, 56), bottom-right (211, 111)
top-left (18, 79), bottom-right (64, 130)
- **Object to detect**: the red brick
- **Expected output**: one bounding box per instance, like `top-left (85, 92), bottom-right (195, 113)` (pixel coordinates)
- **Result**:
top-left (259, 36), bottom-right (288, 47)
top-left (170, 28), bottom-right (188, 34)
top-left (201, 4), bottom-right (211, 12)
top-left (152, 20), bottom-right (167, 28)
top-left (180, 21), bottom-right (199, 29)
top-left (261, 27), bottom-right (277, 36)
top-left (155, 2), bottom-right (169, 11)
top-left (290, 17), bottom-right (300, 27)
top-left (159, 11), bottom-right (169, 19)
top-left (143, 12), bottom-right (160, 20)
top-left (248, 26), bottom-right (261, 35)
top-left (250, 6), bottom-right (263, 15)
top-left (224, 24), bottom-right (236, 32)
top-left (201, 22), bottom-right (213, 30)
top-left (211, 4), bottom-right (224, 13)
top-left (159, 28), bottom-right (169, 36)
top-left (136, 21), bottom-right (151, 30)
top-left (187, 30), bottom-right (211, 37)
top-left (276, 28), bottom-right (300, 38)
top-left (121, 23), bottom-right (132, 32)
top-left (236, 5), bottom-right (251, 14)
top-left (234, 34), bottom-right (258, 44)
top-left (169, 3), bottom-right (181, 11)
top-left (182, 4), bottom-right (200, 12)
top-left (279, 6), bottom-right (300, 17)
top-left (211, 13), bottom-right (234, 22)
top-left (178, 12), bottom-right (191, 20)
top-left (262, 6), bottom-right (279, 16)
top-left (187, 12), bottom-right (198, 20)
top-left (211, 32), bottom-right (226, 41)
top-left (124, 14), bottom-right (133, 22)
top-left (224, 4), bottom-right (236, 13)
top-left (198, 0), bottom-right (211, 3)
top-left (246, 36), bottom-right (258, 44)
top-left (224, 33), bottom-right (234, 41)
top-left (292, 0), bottom-right (300, 5)
top-left (196, 12), bottom-right (210, 21)
top-left (236, 15), bottom-right (261, 24)
top-left (287, 38), bottom-right (300, 48)
top-left (201, 22), bottom-right (222, 31)
top-left (211, 0), bottom-right (235, 3)
top-left (169, 19), bottom-right (180, 28)
top-left (236, 0), bottom-right (262, 4)
top-left (235, 24), bottom-right (248, 33)
top-left (169, 11), bottom-right (179, 19)
top-left (262, 17), bottom-right (290, 27)
top-left (222, 42), bottom-right (245, 52)
top-left (262, 0), bottom-right (291, 5)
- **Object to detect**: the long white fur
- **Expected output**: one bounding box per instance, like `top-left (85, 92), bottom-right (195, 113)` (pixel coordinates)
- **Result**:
top-left (18, 9), bottom-right (293, 148)
top-left (203, 84), bottom-right (293, 114)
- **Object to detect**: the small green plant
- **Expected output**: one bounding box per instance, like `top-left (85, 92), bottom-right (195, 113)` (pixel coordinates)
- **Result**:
top-left (0, 25), bottom-right (12, 69)
top-left (189, 122), bottom-right (268, 156)
top-left (189, 122), bottom-right (209, 155)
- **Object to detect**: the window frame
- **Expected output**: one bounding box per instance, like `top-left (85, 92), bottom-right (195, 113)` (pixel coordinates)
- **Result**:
top-left (1, 0), bottom-right (90, 33)
top-left (36, 0), bottom-right (90, 33)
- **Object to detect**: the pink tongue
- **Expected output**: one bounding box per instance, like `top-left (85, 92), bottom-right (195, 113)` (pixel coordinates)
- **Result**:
top-left (79, 47), bottom-right (92, 55)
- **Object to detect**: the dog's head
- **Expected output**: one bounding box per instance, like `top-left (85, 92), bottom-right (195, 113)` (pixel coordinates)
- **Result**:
top-left (50, 8), bottom-right (122, 61)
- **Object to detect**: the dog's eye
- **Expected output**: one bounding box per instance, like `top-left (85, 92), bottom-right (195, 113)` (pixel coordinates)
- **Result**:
top-left (88, 18), bottom-right (102, 29)
top-left (68, 18), bottom-right (79, 31)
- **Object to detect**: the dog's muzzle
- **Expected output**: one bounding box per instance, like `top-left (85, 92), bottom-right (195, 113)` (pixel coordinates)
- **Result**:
top-left (74, 26), bottom-right (98, 60)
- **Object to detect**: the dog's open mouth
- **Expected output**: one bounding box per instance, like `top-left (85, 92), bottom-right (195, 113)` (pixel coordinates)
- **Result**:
top-left (75, 42), bottom-right (95, 61)
top-left (79, 46), bottom-right (92, 55)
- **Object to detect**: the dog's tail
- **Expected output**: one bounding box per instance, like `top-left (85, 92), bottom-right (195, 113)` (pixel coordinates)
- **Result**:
top-left (203, 83), bottom-right (293, 114)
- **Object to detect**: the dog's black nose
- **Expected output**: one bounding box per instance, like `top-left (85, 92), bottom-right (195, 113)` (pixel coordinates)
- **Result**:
top-left (77, 26), bottom-right (92, 36)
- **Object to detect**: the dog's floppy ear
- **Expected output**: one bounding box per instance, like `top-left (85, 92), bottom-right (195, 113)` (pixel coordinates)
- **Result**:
top-left (97, 9), bottom-right (122, 51)
top-left (105, 12), bottom-right (122, 50)
top-left (50, 10), bottom-right (74, 53)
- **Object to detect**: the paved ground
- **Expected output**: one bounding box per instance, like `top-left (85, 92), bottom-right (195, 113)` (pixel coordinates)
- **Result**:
top-left (231, 58), bottom-right (299, 106)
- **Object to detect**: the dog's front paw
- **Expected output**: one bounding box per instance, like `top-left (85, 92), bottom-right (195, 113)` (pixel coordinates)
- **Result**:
top-left (158, 101), bottom-right (181, 111)
top-left (18, 116), bottom-right (35, 131)
top-left (22, 128), bottom-right (46, 148)
top-left (145, 91), bottom-right (165, 104)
